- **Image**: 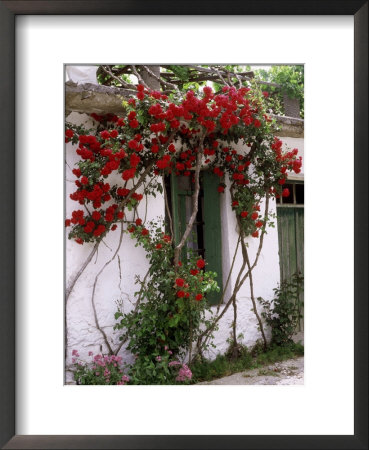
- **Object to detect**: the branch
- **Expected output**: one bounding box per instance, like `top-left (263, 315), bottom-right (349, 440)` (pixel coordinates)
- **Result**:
top-left (100, 65), bottom-right (136, 90)
top-left (90, 223), bottom-right (125, 355)
top-left (185, 65), bottom-right (281, 88)
top-left (66, 242), bottom-right (99, 301)
top-left (232, 189), bottom-right (268, 349)
top-left (163, 176), bottom-right (174, 239)
top-left (245, 245), bottom-right (268, 349)
top-left (130, 65), bottom-right (150, 90)
top-left (238, 193), bottom-right (270, 287)
top-left (194, 192), bottom-right (271, 356)
top-left (216, 235), bottom-right (241, 314)
top-left (210, 66), bottom-right (229, 87)
top-left (174, 138), bottom-right (204, 266)
top-left (142, 65), bottom-right (179, 92)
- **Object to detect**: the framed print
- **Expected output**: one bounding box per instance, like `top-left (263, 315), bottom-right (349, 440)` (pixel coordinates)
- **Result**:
top-left (1, 1), bottom-right (367, 449)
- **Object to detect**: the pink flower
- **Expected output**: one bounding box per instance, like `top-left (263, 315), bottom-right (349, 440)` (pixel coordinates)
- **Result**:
top-left (88, 351), bottom-right (93, 356)
top-left (168, 360), bottom-right (181, 367)
top-left (72, 349), bottom-right (79, 357)
top-left (156, 355), bottom-right (162, 362)
top-left (175, 364), bottom-right (192, 382)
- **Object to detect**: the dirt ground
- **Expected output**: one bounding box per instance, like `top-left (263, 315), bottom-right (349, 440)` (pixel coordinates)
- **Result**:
top-left (198, 356), bottom-right (304, 385)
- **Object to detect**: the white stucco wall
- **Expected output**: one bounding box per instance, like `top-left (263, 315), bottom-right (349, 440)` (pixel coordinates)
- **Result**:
top-left (203, 136), bottom-right (304, 358)
top-left (65, 112), bottom-right (165, 380)
top-left (66, 127), bottom-right (303, 377)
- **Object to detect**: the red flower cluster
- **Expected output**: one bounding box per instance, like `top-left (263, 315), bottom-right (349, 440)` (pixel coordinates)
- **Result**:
top-left (66, 82), bottom-right (302, 247)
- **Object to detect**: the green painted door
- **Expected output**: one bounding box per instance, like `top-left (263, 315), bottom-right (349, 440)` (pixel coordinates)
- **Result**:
top-left (203, 171), bottom-right (223, 305)
top-left (277, 206), bottom-right (304, 329)
top-left (277, 207), bottom-right (304, 281)
top-left (170, 172), bottom-right (223, 305)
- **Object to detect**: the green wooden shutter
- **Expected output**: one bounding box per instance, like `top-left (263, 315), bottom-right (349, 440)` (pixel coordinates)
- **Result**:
top-left (277, 206), bottom-right (304, 330)
top-left (203, 171), bottom-right (223, 305)
top-left (171, 172), bottom-right (223, 305)
top-left (170, 173), bottom-right (180, 246)
top-left (170, 173), bottom-right (191, 261)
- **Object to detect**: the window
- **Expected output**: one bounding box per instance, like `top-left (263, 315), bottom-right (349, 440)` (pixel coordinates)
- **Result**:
top-left (276, 181), bottom-right (304, 206)
top-left (165, 171), bottom-right (223, 305)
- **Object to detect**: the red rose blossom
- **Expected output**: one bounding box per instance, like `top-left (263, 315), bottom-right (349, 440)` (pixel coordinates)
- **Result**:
top-left (100, 130), bottom-right (110, 140)
top-left (92, 211), bottom-right (101, 221)
top-left (175, 278), bottom-right (185, 287)
top-left (196, 259), bottom-right (205, 269)
top-left (177, 290), bottom-right (185, 298)
top-left (195, 294), bottom-right (203, 301)
top-left (129, 119), bottom-right (139, 129)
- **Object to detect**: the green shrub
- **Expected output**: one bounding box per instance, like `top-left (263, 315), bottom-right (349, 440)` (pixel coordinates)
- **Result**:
top-left (258, 273), bottom-right (304, 346)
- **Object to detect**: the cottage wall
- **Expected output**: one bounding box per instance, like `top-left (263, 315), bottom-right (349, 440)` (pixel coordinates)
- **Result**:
top-left (65, 70), bottom-right (304, 380)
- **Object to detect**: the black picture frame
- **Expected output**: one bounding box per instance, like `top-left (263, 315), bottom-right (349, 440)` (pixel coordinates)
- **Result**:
top-left (0, 1), bottom-right (367, 449)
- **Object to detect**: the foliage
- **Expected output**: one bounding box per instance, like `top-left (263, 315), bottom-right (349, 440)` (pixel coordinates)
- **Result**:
top-left (71, 350), bottom-right (130, 385)
top-left (254, 65), bottom-right (304, 118)
top-left (127, 352), bottom-right (192, 385)
top-left (258, 273), bottom-right (304, 346)
top-left (190, 341), bottom-right (303, 382)
top-left (114, 220), bottom-right (218, 376)
top-left (71, 349), bottom-right (192, 385)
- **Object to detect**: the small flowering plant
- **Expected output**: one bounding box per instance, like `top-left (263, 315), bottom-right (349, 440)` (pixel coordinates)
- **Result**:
top-left (168, 361), bottom-right (193, 383)
top-left (126, 346), bottom-right (193, 385)
top-left (71, 350), bottom-right (130, 385)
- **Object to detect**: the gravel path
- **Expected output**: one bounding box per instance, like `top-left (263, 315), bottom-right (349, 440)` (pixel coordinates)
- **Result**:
top-left (198, 356), bottom-right (304, 385)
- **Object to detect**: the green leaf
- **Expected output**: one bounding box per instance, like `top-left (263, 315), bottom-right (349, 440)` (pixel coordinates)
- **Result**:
top-left (168, 65), bottom-right (190, 82)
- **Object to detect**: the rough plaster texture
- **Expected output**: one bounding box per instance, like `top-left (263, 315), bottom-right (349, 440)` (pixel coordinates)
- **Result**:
top-left (65, 113), bottom-right (304, 382)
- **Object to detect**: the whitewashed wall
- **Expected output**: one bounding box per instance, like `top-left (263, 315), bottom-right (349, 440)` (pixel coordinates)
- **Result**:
top-left (65, 112), bottom-right (165, 381)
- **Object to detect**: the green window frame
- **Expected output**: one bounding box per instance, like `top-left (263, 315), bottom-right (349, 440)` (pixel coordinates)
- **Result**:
top-left (166, 171), bottom-right (223, 305)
